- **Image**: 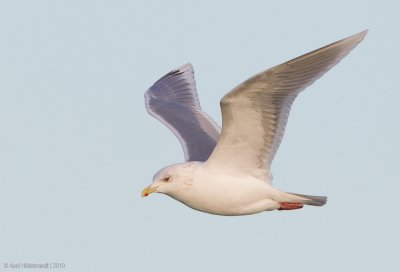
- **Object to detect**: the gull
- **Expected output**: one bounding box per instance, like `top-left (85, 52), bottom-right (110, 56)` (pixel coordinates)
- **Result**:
top-left (141, 30), bottom-right (367, 216)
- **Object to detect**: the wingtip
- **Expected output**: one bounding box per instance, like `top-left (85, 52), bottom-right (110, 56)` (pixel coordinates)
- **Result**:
top-left (328, 29), bottom-right (368, 53)
top-left (178, 63), bottom-right (193, 72)
top-left (345, 29), bottom-right (368, 43)
top-left (356, 29), bottom-right (368, 38)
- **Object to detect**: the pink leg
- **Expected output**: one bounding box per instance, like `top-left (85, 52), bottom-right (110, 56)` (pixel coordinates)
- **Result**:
top-left (278, 202), bottom-right (304, 211)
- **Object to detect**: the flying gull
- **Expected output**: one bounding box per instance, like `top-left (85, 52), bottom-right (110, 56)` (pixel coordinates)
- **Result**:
top-left (141, 30), bottom-right (367, 216)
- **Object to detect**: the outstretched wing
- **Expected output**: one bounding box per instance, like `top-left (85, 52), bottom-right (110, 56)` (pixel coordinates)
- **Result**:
top-left (145, 63), bottom-right (221, 162)
top-left (206, 30), bottom-right (367, 182)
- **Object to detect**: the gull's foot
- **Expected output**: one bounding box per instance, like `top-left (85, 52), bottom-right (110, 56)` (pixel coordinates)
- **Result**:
top-left (278, 202), bottom-right (304, 211)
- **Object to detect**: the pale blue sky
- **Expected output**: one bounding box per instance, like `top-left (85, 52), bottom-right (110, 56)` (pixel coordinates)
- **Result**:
top-left (0, 1), bottom-right (399, 271)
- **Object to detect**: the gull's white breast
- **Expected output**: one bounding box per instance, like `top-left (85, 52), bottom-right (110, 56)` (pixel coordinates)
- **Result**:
top-left (169, 166), bottom-right (282, 215)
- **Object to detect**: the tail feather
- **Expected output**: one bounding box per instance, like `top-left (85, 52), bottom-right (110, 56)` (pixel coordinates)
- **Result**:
top-left (291, 193), bottom-right (327, 206)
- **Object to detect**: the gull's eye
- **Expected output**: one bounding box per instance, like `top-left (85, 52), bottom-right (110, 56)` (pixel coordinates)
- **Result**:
top-left (162, 176), bottom-right (171, 182)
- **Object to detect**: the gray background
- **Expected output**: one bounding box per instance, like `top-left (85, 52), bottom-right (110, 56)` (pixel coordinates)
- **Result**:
top-left (1, 0), bottom-right (398, 271)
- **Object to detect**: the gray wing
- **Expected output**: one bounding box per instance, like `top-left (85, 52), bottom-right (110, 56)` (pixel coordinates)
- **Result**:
top-left (206, 30), bottom-right (367, 182)
top-left (145, 63), bottom-right (221, 162)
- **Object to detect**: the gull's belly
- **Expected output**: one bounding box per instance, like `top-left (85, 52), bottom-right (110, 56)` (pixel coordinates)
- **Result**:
top-left (171, 176), bottom-right (281, 215)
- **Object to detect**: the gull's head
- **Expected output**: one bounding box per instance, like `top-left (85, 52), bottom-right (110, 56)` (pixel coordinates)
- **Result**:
top-left (141, 162), bottom-right (200, 198)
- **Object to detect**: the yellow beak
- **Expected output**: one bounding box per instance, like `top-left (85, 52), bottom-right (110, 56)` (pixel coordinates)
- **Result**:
top-left (141, 186), bottom-right (157, 197)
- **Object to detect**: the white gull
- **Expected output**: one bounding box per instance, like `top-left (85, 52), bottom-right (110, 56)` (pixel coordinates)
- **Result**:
top-left (141, 30), bottom-right (367, 216)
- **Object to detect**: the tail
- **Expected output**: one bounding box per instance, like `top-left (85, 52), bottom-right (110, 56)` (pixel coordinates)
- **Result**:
top-left (291, 193), bottom-right (328, 206)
